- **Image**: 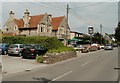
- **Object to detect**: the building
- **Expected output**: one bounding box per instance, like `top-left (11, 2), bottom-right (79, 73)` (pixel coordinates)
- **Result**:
top-left (70, 31), bottom-right (84, 39)
top-left (3, 10), bottom-right (70, 40)
top-left (51, 16), bottom-right (70, 40)
top-left (3, 10), bottom-right (52, 36)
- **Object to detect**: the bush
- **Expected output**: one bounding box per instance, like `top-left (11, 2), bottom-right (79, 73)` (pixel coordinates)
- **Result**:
top-left (2, 36), bottom-right (64, 50)
top-left (48, 46), bottom-right (75, 53)
top-left (36, 56), bottom-right (44, 63)
top-left (2, 36), bottom-right (75, 54)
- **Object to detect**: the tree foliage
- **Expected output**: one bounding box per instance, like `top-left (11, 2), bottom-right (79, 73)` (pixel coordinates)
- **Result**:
top-left (115, 22), bottom-right (120, 41)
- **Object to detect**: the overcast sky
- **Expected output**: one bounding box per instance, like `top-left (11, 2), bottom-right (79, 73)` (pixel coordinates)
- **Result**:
top-left (1, 1), bottom-right (119, 35)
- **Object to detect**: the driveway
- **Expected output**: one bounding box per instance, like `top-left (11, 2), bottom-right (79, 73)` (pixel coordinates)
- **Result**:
top-left (2, 55), bottom-right (47, 75)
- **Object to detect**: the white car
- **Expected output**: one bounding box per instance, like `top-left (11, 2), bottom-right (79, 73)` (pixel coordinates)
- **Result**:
top-left (100, 45), bottom-right (105, 49)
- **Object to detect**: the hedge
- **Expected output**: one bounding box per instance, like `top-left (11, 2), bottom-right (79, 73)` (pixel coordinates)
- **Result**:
top-left (2, 36), bottom-right (64, 50)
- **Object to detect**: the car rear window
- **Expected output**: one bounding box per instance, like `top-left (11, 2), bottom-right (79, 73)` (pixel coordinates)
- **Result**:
top-left (20, 45), bottom-right (24, 48)
top-left (9, 45), bottom-right (18, 48)
top-left (24, 45), bottom-right (34, 49)
top-left (34, 45), bottom-right (45, 49)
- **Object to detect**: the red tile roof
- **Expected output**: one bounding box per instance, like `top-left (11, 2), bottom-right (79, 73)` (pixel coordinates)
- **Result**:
top-left (29, 14), bottom-right (45, 28)
top-left (14, 14), bottom-right (45, 28)
top-left (51, 16), bottom-right (64, 30)
top-left (14, 19), bottom-right (24, 28)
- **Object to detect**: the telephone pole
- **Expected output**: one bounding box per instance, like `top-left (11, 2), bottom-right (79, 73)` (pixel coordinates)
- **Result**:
top-left (100, 24), bottom-right (102, 45)
top-left (65, 4), bottom-right (70, 46)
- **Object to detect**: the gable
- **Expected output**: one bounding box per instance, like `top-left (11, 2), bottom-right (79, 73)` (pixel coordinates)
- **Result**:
top-left (52, 16), bottom-right (65, 31)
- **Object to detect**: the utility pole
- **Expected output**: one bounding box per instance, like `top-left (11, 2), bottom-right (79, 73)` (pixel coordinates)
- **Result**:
top-left (65, 4), bottom-right (70, 46)
top-left (100, 24), bottom-right (102, 45)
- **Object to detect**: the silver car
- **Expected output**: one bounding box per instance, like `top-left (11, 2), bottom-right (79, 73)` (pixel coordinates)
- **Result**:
top-left (104, 44), bottom-right (113, 50)
top-left (8, 44), bottom-right (24, 56)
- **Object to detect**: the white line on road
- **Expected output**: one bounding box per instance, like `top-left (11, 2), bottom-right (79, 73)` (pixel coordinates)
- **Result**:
top-left (50, 71), bottom-right (72, 82)
top-left (81, 60), bottom-right (92, 67)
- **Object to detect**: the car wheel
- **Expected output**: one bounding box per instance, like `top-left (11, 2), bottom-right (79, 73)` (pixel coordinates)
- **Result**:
top-left (22, 56), bottom-right (26, 59)
top-left (19, 53), bottom-right (22, 57)
top-left (4, 51), bottom-right (7, 55)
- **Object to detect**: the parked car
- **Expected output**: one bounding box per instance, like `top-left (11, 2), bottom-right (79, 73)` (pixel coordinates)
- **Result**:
top-left (81, 46), bottom-right (89, 53)
top-left (0, 43), bottom-right (10, 55)
top-left (8, 44), bottom-right (24, 56)
top-left (100, 45), bottom-right (105, 49)
top-left (21, 44), bottom-right (48, 59)
top-left (104, 44), bottom-right (113, 50)
top-left (112, 43), bottom-right (118, 47)
top-left (91, 43), bottom-right (100, 50)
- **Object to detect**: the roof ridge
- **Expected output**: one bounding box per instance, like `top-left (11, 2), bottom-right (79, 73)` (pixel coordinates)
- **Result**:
top-left (30, 14), bottom-right (46, 17)
top-left (52, 16), bottom-right (65, 19)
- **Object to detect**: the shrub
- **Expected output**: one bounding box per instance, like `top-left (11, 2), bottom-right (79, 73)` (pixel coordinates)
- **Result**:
top-left (48, 46), bottom-right (75, 53)
top-left (36, 56), bottom-right (44, 63)
top-left (2, 36), bottom-right (64, 50)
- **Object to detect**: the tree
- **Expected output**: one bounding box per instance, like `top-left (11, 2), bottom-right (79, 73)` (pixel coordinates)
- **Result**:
top-left (115, 22), bottom-right (120, 41)
top-left (93, 32), bottom-right (102, 37)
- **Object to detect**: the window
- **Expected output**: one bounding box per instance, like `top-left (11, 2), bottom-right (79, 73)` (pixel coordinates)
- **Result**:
top-left (41, 27), bottom-right (43, 32)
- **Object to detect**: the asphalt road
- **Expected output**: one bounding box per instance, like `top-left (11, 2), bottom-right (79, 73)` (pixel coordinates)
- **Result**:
top-left (2, 48), bottom-right (119, 82)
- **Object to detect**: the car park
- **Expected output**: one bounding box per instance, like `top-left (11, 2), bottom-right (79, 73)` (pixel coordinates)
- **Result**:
top-left (0, 43), bottom-right (10, 55)
top-left (104, 44), bottom-right (113, 50)
top-left (8, 44), bottom-right (24, 56)
top-left (21, 44), bottom-right (48, 59)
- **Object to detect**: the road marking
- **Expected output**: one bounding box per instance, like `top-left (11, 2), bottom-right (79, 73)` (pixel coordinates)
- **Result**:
top-left (50, 71), bottom-right (72, 82)
top-left (81, 60), bottom-right (91, 67)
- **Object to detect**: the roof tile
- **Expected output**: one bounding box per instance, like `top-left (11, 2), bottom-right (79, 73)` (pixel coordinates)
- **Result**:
top-left (52, 16), bottom-right (64, 30)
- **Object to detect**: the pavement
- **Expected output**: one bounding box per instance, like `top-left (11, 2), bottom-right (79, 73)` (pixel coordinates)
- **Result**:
top-left (2, 55), bottom-right (47, 75)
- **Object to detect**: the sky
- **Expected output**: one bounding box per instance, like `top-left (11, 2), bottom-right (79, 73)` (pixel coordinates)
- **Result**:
top-left (1, 1), bottom-right (119, 35)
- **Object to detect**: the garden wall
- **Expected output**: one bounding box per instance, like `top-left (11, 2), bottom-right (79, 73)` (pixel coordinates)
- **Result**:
top-left (43, 51), bottom-right (77, 64)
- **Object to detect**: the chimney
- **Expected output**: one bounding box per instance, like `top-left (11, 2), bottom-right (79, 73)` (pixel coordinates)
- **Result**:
top-left (9, 11), bottom-right (14, 19)
top-left (48, 14), bottom-right (52, 22)
top-left (23, 9), bottom-right (30, 27)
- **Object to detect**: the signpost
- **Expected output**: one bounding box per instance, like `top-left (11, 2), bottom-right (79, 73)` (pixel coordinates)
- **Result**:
top-left (88, 26), bottom-right (94, 44)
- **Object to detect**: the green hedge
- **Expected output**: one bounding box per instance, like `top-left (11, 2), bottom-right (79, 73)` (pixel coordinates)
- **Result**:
top-left (2, 36), bottom-right (64, 50)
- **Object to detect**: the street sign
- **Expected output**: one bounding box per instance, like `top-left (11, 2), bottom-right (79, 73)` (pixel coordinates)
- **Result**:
top-left (88, 26), bottom-right (94, 34)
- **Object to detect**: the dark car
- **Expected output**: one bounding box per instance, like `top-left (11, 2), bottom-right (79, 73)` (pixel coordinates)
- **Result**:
top-left (21, 44), bottom-right (48, 59)
top-left (0, 43), bottom-right (10, 55)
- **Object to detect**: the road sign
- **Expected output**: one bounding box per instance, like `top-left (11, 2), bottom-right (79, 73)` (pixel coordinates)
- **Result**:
top-left (88, 26), bottom-right (94, 34)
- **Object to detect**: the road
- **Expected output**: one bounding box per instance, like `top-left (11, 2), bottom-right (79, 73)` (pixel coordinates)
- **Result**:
top-left (2, 48), bottom-right (119, 82)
